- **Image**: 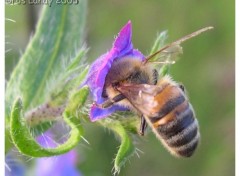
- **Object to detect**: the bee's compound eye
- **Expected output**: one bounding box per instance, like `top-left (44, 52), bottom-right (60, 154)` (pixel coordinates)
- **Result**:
top-left (112, 82), bottom-right (120, 89)
top-left (179, 84), bottom-right (185, 92)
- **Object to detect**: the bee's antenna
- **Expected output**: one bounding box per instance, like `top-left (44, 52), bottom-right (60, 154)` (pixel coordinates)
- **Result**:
top-left (143, 26), bottom-right (214, 64)
top-left (149, 60), bottom-right (176, 65)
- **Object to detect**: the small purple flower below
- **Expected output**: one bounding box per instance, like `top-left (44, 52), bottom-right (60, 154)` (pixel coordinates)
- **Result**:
top-left (83, 21), bottom-right (145, 121)
top-left (5, 152), bottom-right (25, 176)
top-left (35, 131), bottom-right (81, 176)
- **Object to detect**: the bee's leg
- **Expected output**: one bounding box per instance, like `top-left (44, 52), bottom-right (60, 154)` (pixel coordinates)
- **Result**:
top-left (139, 115), bottom-right (147, 136)
top-left (97, 94), bottom-right (125, 109)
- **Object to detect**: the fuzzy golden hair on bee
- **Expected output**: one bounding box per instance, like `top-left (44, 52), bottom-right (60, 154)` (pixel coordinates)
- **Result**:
top-left (114, 75), bottom-right (200, 157)
top-left (95, 27), bottom-right (213, 158)
top-left (100, 61), bottom-right (200, 157)
top-left (144, 79), bottom-right (199, 157)
top-left (99, 58), bottom-right (200, 157)
top-left (102, 57), bottom-right (157, 110)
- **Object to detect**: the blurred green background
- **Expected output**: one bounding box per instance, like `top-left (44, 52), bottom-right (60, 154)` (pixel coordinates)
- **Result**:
top-left (5, 0), bottom-right (234, 176)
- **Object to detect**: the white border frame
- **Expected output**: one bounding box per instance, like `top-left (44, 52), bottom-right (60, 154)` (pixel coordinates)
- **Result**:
top-left (1, 1), bottom-right (5, 176)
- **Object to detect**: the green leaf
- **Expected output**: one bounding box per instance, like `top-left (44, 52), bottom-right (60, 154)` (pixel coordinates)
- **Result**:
top-left (105, 122), bottom-right (135, 174)
top-left (5, 0), bottom-right (87, 117)
top-left (49, 64), bottom-right (89, 106)
top-left (5, 129), bottom-right (12, 154)
top-left (149, 30), bottom-right (168, 56)
top-left (66, 86), bottom-right (89, 113)
top-left (159, 64), bottom-right (170, 77)
top-left (67, 48), bottom-right (88, 72)
top-left (10, 87), bottom-right (89, 157)
top-left (149, 31), bottom-right (171, 77)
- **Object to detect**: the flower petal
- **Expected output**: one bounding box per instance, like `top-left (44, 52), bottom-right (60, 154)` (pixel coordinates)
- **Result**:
top-left (113, 20), bottom-right (133, 55)
top-left (82, 21), bottom-right (146, 121)
top-left (127, 49), bottom-right (145, 61)
top-left (90, 104), bottom-right (128, 121)
top-left (83, 21), bottom-right (135, 103)
top-left (35, 150), bottom-right (81, 176)
top-left (5, 153), bottom-right (25, 176)
top-left (35, 131), bottom-right (81, 176)
top-left (82, 49), bottom-right (118, 104)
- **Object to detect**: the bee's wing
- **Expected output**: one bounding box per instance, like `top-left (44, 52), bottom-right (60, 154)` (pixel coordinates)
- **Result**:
top-left (149, 44), bottom-right (183, 64)
top-left (117, 84), bottom-right (164, 117)
top-left (146, 26), bottom-right (213, 63)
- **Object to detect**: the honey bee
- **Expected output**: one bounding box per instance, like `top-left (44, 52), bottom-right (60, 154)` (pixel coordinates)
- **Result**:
top-left (97, 27), bottom-right (213, 157)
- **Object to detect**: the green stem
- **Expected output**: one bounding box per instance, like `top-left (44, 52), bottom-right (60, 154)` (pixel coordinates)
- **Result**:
top-left (9, 87), bottom-right (89, 157)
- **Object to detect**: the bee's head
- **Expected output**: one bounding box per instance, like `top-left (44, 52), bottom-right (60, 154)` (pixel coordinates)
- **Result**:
top-left (102, 57), bottom-right (154, 98)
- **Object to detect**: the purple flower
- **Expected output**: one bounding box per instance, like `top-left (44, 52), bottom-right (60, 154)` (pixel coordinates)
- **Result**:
top-left (83, 21), bottom-right (145, 121)
top-left (5, 152), bottom-right (25, 176)
top-left (35, 131), bottom-right (81, 176)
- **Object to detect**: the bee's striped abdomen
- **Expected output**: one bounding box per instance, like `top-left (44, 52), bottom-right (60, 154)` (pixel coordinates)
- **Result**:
top-left (149, 85), bottom-right (200, 157)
